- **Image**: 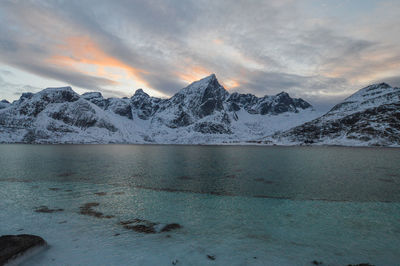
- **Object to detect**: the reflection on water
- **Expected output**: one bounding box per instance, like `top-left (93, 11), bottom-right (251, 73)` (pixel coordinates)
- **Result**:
top-left (1, 144), bottom-right (400, 202)
top-left (0, 145), bottom-right (400, 265)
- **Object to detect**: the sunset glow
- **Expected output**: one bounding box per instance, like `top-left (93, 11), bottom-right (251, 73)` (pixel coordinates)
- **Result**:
top-left (47, 36), bottom-right (150, 88)
top-left (0, 0), bottom-right (399, 109)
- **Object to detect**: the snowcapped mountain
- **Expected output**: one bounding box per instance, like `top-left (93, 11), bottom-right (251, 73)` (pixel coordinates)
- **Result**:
top-left (0, 74), bottom-right (317, 144)
top-left (1, 75), bottom-right (399, 146)
top-left (0, 100), bottom-right (10, 110)
top-left (268, 83), bottom-right (400, 146)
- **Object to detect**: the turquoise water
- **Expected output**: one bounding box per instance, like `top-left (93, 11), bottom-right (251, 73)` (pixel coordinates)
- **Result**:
top-left (0, 145), bottom-right (399, 265)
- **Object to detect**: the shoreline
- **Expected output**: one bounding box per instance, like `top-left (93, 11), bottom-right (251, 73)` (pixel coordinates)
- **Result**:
top-left (1, 142), bottom-right (400, 148)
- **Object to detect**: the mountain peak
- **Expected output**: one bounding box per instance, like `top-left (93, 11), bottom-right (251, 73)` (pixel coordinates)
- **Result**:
top-left (205, 73), bottom-right (216, 80)
top-left (82, 92), bottom-right (103, 100)
top-left (346, 82), bottom-right (395, 101)
top-left (43, 86), bottom-right (73, 92)
top-left (133, 88), bottom-right (149, 98)
top-left (361, 82), bottom-right (391, 92)
top-left (276, 91), bottom-right (289, 97)
top-left (188, 73), bottom-right (218, 87)
top-left (326, 82), bottom-right (399, 117)
top-left (177, 74), bottom-right (226, 96)
top-left (377, 82), bottom-right (391, 88)
top-left (37, 86), bottom-right (79, 103)
top-left (0, 99), bottom-right (10, 110)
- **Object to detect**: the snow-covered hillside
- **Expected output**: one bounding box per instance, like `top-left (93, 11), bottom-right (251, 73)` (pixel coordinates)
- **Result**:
top-left (268, 83), bottom-right (400, 147)
top-left (0, 74), bottom-right (318, 144)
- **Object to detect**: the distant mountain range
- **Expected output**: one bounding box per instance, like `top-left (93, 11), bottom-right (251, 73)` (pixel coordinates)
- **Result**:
top-left (0, 74), bottom-right (399, 146)
top-left (267, 82), bottom-right (400, 146)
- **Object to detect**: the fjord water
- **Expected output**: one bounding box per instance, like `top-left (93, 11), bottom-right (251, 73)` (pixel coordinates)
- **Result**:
top-left (0, 145), bottom-right (399, 265)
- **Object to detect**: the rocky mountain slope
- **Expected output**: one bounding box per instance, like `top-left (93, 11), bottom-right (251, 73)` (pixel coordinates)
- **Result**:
top-left (268, 83), bottom-right (400, 146)
top-left (0, 100), bottom-right (10, 110)
top-left (0, 74), bottom-right (317, 144)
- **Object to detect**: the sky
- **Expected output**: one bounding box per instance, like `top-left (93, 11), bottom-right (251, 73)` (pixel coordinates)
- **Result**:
top-left (0, 0), bottom-right (400, 111)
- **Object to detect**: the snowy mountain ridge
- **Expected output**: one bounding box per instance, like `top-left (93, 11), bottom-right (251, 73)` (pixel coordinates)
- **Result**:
top-left (0, 75), bottom-right (399, 146)
top-left (0, 74), bottom-right (317, 144)
top-left (268, 83), bottom-right (400, 146)
top-left (325, 83), bottom-right (400, 119)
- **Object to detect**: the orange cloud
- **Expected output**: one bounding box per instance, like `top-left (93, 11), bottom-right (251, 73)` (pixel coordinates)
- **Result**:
top-left (322, 49), bottom-right (400, 84)
top-left (176, 65), bottom-right (240, 90)
top-left (213, 39), bottom-right (223, 45)
top-left (176, 66), bottom-right (211, 84)
top-left (222, 79), bottom-right (240, 89)
top-left (47, 35), bottom-right (150, 87)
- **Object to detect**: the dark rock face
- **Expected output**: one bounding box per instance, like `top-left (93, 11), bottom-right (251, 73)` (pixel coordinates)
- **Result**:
top-left (0, 234), bottom-right (46, 265)
top-left (194, 122), bottom-right (232, 134)
top-left (81, 92), bottom-right (106, 108)
top-left (49, 100), bottom-right (117, 132)
top-left (49, 100), bottom-right (96, 128)
top-left (18, 87), bottom-right (79, 117)
top-left (130, 89), bottom-right (161, 120)
top-left (197, 75), bottom-right (227, 117)
top-left (170, 109), bottom-right (192, 128)
top-left (227, 91), bottom-right (311, 115)
top-left (199, 98), bottom-right (219, 117)
top-left (105, 99), bottom-right (132, 119)
top-left (0, 100), bottom-right (10, 110)
top-left (83, 93), bottom-right (133, 119)
top-left (20, 92), bottom-right (34, 101)
top-left (163, 74), bottom-right (230, 127)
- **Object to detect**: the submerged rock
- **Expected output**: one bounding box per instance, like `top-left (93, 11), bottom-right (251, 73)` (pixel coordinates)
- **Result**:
top-left (0, 234), bottom-right (46, 265)
top-left (347, 263), bottom-right (375, 266)
top-left (119, 218), bottom-right (152, 225)
top-left (124, 224), bottom-right (156, 234)
top-left (35, 206), bottom-right (64, 213)
top-left (254, 178), bottom-right (274, 184)
top-left (160, 223), bottom-right (182, 232)
top-left (57, 172), bottom-right (75, 177)
top-left (79, 202), bottom-right (114, 219)
top-left (120, 219), bottom-right (182, 234)
top-left (312, 260), bottom-right (323, 265)
top-left (177, 175), bottom-right (191, 180)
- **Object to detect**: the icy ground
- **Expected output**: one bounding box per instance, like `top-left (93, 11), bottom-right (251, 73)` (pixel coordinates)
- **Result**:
top-left (1, 180), bottom-right (399, 266)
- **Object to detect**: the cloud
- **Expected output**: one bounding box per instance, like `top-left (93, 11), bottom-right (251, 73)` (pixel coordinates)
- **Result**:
top-left (0, 0), bottom-right (399, 110)
top-left (0, 76), bottom-right (41, 100)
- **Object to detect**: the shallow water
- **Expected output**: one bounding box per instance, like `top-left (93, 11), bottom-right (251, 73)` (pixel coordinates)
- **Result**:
top-left (0, 144), bottom-right (399, 265)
